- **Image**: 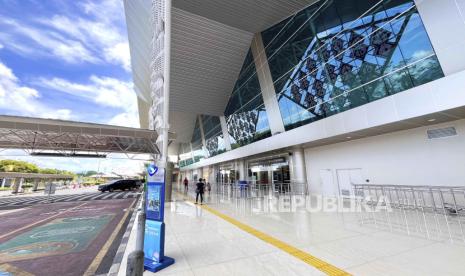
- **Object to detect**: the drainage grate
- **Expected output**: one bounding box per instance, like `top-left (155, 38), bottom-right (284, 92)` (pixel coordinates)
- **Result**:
top-left (427, 127), bottom-right (457, 139)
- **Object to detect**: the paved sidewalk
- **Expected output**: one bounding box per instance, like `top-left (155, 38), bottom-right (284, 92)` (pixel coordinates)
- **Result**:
top-left (119, 189), bottom-right (465, 276)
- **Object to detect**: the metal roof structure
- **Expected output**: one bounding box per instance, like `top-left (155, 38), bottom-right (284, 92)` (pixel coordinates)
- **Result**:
top-left (0, 115), bottom-right (175, 157)
top-left (124, 0), bottom-right (317, 149)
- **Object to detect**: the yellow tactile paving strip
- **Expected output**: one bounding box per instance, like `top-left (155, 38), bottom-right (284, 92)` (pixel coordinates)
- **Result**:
top-left (181, 194), bottom-right (351, 276)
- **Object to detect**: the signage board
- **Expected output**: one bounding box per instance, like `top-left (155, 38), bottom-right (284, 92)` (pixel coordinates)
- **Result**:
top-left (143, 220), bottom-right (165, 263)
top-left (143, 163), bottom-right (174, 272)
top-left (146, 183), bottom-right (164, 221)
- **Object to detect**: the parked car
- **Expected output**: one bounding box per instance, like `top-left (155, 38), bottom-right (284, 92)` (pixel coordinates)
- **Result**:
top-left (98, 179), bottom-right (142, 192)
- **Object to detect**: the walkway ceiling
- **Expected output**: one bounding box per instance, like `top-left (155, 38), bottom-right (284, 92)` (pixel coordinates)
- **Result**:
top-left (125, 0), bottom-right (317, 147)
top-left (0, 116), bottom-right (174, 156)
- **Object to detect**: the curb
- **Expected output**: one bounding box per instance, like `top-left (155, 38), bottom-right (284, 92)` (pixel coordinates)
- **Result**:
top-left (107, 197), bottom-right (141, 276)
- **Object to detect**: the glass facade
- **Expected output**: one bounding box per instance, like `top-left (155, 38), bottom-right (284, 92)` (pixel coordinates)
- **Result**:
top-left (179, 0), bottom-right (444, 167)
top-left (202, 115), bottom-right (227, 157)
top-left (224, 49), bottom-right (271, 148)
top-left (262, 0), bottom-right (444, 130)
top-left (179, 143), bottom-right (194, 168)
top-left (190, 117), bottom-right (208, 163)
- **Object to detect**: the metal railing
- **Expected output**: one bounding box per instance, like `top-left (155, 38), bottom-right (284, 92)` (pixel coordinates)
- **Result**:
top-left (353, 184), bottom-right (465, 216)
top-left (214, 181), bottom-right (307, 199)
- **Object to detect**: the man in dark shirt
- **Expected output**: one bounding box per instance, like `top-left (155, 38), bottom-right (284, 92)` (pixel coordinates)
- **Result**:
top-left (195, 178), bottom-right (205, 204)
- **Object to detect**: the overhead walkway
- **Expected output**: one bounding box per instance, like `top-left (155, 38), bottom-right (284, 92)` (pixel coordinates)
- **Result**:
top-left (0, 115), bottom-right (175, 157)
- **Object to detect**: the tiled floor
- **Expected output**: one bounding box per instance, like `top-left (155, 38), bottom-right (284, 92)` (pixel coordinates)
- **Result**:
top-left (121, 190), bottom-right (465, 276)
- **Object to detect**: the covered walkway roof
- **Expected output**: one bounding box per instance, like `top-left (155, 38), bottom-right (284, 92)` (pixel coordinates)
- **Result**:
top-left (0, 172), bottom-right (73, 180)
top-left (0, 115), bottom-right (175, 156)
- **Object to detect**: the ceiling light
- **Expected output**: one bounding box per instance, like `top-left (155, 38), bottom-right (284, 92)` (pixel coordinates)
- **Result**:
top-left (427, 118), bottom-right (436, 122)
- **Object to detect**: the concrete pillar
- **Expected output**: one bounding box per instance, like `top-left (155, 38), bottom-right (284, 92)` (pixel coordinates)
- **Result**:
top-left (33, 179), bottom-right (40, 191)
top-left (165, 162), bottom-right (174, 202)
top-left (290, 148), bottom-right (308, 194)
top-left (198, 115), bottom-right (207, 148)
top-left (199, 167), bottom-right (204, 180)
top-left (177, 172), bottom-right (181, 190)
top-left (414, 0), bottom-right (465, 75)
top-left (237, 159), bottom-right (246, 181)
top-left (219, 116), bottom-right (232, 151)
top-left (251, 33), bottom-right (285, 135)
top-left (13, 178), bottom-right (24, 194)
top-left (189, 143), bottom-right (195, 160)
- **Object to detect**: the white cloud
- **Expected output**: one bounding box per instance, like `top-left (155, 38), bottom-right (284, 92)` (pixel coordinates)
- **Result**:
top-left (0, 18), bottom-right (99, 64)
top-left (34, 75), bottom-right (139, 127)
top-left (0, 61), bottom-right (72, 120)
top-left (0, 43), bottom-right (3, 50)
top-left (0, 0), bottom-right (131, 70)
top-left (104, 42), bottom-right (131, 72)
top-left (108, 112), bottom-right (139, 128)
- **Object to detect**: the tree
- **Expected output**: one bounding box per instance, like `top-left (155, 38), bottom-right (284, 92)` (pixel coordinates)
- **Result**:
top-left (0, 160), bottom-right (39, 173)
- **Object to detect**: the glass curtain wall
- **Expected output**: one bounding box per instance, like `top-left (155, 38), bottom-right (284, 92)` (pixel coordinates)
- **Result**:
top-left (179, 143), bottom-right (194, 168)
top-left (191, 117), bottom-right (208, 163)
top-left (261, 0), bottom-right (444, 130)
top-left (224, 49), bottom-right (271, 148)
top-left (178, 0), bottom-right (445, 168)
top-left (202, 115), bottom-right (227, 157)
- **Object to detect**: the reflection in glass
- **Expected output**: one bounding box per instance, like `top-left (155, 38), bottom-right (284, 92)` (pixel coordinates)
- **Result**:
top-left (224, 49), bottom-right (271, 148)
top-left (202, 115), bottom-right (226, 157)
top-left (262, 0), bottom-right (444, 130)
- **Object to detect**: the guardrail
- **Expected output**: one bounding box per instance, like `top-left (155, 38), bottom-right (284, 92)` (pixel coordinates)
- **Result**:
top-left (353, 184), bottom-right (465, 216)
top-left (214, 182), bottom-right (307, 199)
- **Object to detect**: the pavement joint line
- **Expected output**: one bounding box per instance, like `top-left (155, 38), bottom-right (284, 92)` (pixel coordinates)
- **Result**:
top-left (84, 198), bottom-right (137, 276)
top-left (0, 201), bottom-right (88, 241)
top-left (108, 198), bottom-right (141, 276)
top-left (177, 192), bottom-right (351, 276)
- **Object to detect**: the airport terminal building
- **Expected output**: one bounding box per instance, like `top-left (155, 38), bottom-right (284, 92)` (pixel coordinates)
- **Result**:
top-left (125, 0), bottom-right (465, 196)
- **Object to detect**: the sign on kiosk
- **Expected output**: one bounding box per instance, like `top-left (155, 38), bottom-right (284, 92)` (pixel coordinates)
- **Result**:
top-left (143, 164), bottom-right (175, 272)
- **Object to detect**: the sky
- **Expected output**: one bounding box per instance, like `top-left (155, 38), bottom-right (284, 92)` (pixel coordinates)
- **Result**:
top-left (0, 0), bottom-right (146, 174)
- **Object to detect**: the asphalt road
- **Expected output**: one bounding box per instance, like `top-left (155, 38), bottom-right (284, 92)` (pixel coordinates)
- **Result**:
top-left (0, 191), bottom-right (140, 210)
top-left (0, 197), bottom-right (137, 276)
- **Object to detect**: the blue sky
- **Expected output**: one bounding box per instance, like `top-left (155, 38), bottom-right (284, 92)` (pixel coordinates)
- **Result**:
top-left (0, 0), bottom-right (145, 174)
top-left (0, 0), bottom-right (138, 126)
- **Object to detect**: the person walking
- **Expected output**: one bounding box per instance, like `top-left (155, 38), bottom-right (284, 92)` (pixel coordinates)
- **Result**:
top-left (206, 181), bottom-right (211, 195)
top-left (195, 178), bottom-right (205, 204)
top-left (183, 177), bottom-right (189, 192)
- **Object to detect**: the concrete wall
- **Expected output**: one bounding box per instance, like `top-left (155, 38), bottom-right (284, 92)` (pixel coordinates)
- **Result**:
top-left (305, 119), bottom-right (465, 195)
top-left (416, 0), bottom-right (465, 75)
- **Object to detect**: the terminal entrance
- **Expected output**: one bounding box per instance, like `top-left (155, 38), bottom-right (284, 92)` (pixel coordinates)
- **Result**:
top-left (247, 156), bottom-right (291, 195)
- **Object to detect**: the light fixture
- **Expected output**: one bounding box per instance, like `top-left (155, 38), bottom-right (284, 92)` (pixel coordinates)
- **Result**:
top-left (427, 118), bottom-right (436, 122)
top-left (346, 136), bottom-right (352, 139)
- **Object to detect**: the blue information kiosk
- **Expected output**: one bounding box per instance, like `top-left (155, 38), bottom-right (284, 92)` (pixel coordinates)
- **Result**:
top-left (144, 164), bottom-right (175, 272)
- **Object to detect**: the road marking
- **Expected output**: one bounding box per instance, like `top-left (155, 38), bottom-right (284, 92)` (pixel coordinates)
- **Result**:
top-left (78, 193), bottom-right (102, 201)
top-left (0, 202), bottom-right (88, 240)
top-left (83, 198), bottom-right (136, 276)
top-left (0, 263), bottom-right (34, 276)
top-left (100, 192), bottom-right (119, 200)
top-left (179, 193), bottom-right (350, 276)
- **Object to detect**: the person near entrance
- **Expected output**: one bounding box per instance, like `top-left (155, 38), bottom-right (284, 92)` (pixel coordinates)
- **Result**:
top-left (195, 178), bottom-right (205, 204)
top-left (183, 177), bottom-right (189, 192)
top-left (206, 181), bottom-right (211, 194)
